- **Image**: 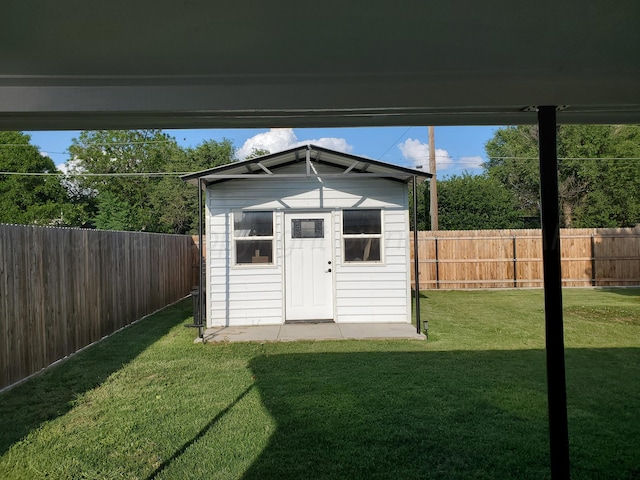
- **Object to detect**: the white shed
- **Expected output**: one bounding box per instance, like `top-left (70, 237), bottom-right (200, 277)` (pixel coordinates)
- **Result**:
top-left (183, 145), bottom-right (429, 328)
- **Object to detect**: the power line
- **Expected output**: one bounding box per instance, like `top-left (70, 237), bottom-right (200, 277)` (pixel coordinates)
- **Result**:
top-left (71, 140), bottom-right (175, 146)
top-left (0, 141), bottom-right (174, 149)
top-left (376, 127), bottom-right (413, 160)
top-left (392, 156), bottom-right (486, 167)
top-left (488, 156), bottom-right (640, 161)
top-left (0, 171), bottom-right (191, 177)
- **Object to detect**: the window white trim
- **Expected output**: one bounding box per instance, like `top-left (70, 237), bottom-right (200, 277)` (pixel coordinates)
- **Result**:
top-left (341, 209), bottom-right (384, 264)
top-left (231, 210), bottom-right (276, 267)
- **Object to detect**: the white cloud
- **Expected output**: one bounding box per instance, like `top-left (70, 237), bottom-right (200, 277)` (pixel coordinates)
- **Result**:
top-left (398, 138), bottom-right (453, 172)
top-left (58, 158), bottom-right (97, 196)
top-left (236, 129), bottom-right (297, 160)
top-left (236, 128), bottom-right (353, 160)
top-left (459, 156), bottom-right (484, 170)
top-left (62, 158), bottom-right (84, 174)
top-left (306, 136), bottom-right (353, 154)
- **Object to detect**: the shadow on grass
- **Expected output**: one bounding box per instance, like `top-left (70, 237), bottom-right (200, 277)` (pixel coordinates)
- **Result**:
top-left (239, 348), bottom-right (640, 480)
top-left (597, 286), bottom-right (640, 297)
top-left (146, 384), bottom-right (255, 480)
top-left (0, 299), bottom-right (191, 456)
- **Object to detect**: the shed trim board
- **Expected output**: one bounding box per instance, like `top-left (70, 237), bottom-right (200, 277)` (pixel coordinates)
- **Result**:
top-left (185, 145), bottom-right (425, 327)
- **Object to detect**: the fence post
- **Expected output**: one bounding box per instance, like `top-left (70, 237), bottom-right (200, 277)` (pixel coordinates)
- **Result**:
top-left (435, 237), bottom-right (440, 289)
top-left (591, 233), bottom-right (596, 287)
top-left (513, 235), bottom-right (518, 288)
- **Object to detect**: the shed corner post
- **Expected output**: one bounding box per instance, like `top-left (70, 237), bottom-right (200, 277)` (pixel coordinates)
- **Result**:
top-left (412, 176), bottom-right (422, 335)
top-left (198, 178), bottom-right (205, 339)
top-left (538, 105), bottom-right (571, 479)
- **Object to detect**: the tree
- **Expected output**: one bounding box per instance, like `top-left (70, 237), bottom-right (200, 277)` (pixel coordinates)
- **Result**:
top-left (571, 125), bottom-right (640, 227)
top-left (68, 130), bottom-right (181, 232)
top-left (0, 131), bottom-right (86, 226)
top-left (484, 126), bottom-right (543, 225)
top-left (93, 192), bottom-right (134, 231)
top-left (485, 125), bottom-right (640, 228)
top-left (437, 173), bottom-right (525, 230)
top-left (149, 138), bottom-right (235, 234)
top-left (408, 180), bottom-right (428, 231)
top-left (245, 148), bottom-right (271, 160)
top-left (68, 132), bottom-right (236, 233)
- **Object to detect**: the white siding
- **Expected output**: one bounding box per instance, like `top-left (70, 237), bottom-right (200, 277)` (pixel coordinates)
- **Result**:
top-left (334, 206), bottom-right (410, 323)
top-left (206, 206), bottom-right (283, 326)
top-left (205, 162), bottom-right (412, 326)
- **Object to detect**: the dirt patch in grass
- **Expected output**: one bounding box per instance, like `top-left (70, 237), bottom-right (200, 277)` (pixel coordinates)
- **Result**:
top-left (564, 306), bottom-right (640, 325)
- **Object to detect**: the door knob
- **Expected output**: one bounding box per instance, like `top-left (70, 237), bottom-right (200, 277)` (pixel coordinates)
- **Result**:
top-left (326, 268), bottom-right (332, 273)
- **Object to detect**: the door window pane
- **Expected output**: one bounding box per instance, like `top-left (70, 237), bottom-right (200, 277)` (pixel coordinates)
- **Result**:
top-left (292, 219), bottom-right (324, 238)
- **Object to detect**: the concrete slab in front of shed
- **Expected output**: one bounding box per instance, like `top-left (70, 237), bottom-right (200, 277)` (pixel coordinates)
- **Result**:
top-left (278, 323), bottom-right (343, 341)
top-left (338, 323), bottom-right (425, 340)
top-left (198, 322), bottom-right (425, 343)
top-left (199, 325), bottom-right (281, 343)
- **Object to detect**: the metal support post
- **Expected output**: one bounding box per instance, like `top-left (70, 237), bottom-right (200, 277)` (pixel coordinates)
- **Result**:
top-left (413, 176), bottom-right (422, 335)
top-left (198, 178), bottom-right (204, 339)
top-left (538, 105), bottom-right (570, 479)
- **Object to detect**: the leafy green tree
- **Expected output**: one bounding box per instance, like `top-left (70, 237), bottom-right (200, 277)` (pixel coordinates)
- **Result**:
top-left (245, 148), bottom-right (271, 160)
top-left (68, 130), bottom-right (236, 234)
top-left (68, 130), bottom-right (181, 232)
top-left (485, 125), bottom-right (640, 228)
top-left (149, 139), bottom-right (235, 234)
top-left (571, 125), bottom-right (640, 227)
top-left (484, 126), bottom-right (542, 224)
top-left (0, 131), bottom-right (87, 226)
top-left (408, 180), bottom-right (428, 231)
top-left (93, 191), bottom-right (133, 231)
top-left (437, 173), bottom-right (525, 230)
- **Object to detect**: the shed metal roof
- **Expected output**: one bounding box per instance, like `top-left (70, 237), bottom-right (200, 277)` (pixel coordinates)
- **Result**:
top-left (182, 144), bottom-right (431, 187)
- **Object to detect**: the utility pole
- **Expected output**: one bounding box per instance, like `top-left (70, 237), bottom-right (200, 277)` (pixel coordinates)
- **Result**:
top-left (428, 126), bottom-right (438, 230)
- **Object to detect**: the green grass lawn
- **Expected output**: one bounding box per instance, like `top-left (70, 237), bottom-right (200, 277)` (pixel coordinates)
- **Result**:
top-left (0, 288), bottom-right (639, 479)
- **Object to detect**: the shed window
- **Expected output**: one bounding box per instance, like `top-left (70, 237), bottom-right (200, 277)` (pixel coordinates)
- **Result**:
top-left (342, 209), bottom-right (382, 262)
top-left (233, 211), bottom-right (274, 264)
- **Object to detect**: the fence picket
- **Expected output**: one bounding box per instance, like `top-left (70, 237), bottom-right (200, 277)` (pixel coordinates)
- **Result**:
top-left (410, 228), bottom-right (640, 289)
top-left (0, 225), bottom-right (194, 391)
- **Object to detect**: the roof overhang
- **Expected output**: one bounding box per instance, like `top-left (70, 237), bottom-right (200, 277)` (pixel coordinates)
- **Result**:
top-left (182, 145), bottom-right (431, 187)
top-left (1, 0), bottom-right (639, 129)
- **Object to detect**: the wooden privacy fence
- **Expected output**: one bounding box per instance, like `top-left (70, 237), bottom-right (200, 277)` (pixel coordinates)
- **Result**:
top-left (0, 225), bottom-right (194, 391)
top-left (410, 228), bottom-right (640, 289)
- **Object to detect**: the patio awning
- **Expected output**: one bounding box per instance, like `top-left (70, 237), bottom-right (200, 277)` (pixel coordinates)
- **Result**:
top-left (1, 0), bottom-right (638, 129)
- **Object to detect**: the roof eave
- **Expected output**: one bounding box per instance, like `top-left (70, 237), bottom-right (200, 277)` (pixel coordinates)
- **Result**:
top-left (181, 144), bottom-right (431, 187)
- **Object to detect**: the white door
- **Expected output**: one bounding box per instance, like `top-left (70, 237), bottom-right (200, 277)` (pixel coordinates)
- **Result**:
top-left (285, 212), bottom-right (334, 321)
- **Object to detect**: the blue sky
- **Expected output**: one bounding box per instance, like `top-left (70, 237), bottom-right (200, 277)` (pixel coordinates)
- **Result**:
top-left (25, 126), bottom-right (503, 177)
